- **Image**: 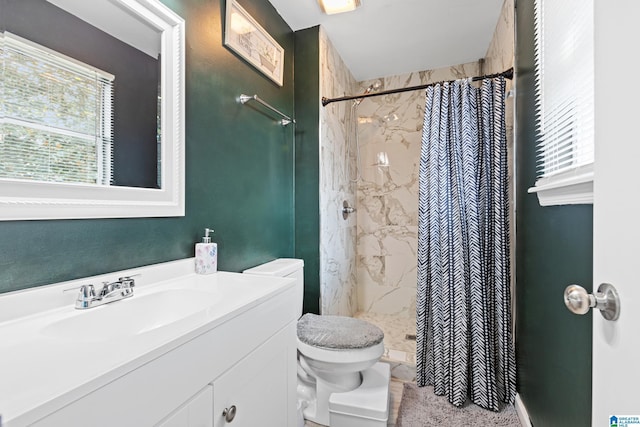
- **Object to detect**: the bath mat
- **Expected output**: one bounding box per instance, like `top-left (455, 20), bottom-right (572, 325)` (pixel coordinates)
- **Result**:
top-left (396, 383), bottom-right (521, 427)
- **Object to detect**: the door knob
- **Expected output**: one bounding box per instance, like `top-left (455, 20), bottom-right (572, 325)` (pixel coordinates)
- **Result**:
top-left (564, 283), bottom-right (620, 321)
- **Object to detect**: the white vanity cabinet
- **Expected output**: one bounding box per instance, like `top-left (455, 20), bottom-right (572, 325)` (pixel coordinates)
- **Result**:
top-left (212, 323), bottom-right (296, 427)
top-left (23, 274), bottom-right (298, 427)
top-left (156, 323), bottom-right (297, 427)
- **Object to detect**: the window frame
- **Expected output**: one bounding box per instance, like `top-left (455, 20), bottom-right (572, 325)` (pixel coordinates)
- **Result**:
top-left (528, 0), bottom-right (595, 206)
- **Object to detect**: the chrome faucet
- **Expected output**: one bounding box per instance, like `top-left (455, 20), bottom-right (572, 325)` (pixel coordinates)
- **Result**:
top-left (75, 275), bottom-right (138, 309)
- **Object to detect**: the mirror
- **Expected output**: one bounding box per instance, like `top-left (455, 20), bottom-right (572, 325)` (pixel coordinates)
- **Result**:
top-left (0, 0), bottom-right (184, 220)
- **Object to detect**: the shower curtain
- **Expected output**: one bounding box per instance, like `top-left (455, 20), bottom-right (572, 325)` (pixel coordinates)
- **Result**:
top-left (416, 77), bottom-right (516, 411)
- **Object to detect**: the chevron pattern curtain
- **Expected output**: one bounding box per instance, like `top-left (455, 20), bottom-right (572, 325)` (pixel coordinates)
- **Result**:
top-left (416, 77), bottom-right (516, 411)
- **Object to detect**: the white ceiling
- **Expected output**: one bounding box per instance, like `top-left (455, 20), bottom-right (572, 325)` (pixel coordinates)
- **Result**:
top-left (266, 0), bottom-right (505, 81)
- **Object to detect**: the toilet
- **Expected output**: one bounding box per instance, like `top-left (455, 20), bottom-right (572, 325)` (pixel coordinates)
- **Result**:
top-left (243, 258), bottom-right (390, 427)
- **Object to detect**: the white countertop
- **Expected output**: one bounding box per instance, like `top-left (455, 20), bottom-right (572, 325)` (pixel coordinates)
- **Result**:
top-left (0, 259), bottom-right (295, 426)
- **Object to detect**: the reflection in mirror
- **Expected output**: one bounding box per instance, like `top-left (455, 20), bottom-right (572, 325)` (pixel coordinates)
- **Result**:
top-left (1, 0), bottom-right (160, 189)
top-left (0, 0), bottom-right (185, 220)
top-left (1, 33), bottom-right (116, 186)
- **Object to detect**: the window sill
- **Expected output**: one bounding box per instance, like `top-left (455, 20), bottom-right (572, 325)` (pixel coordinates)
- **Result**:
top-left (527, 165), bottom-right (593, 206)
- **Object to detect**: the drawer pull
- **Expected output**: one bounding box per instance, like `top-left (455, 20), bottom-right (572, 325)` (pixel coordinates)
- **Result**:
top-left (223, 405), bottom-right (237, 422)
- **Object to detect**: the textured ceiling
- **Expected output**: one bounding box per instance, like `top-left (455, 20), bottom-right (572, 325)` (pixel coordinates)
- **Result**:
top-left (267, 0), bottom-right (504, 81)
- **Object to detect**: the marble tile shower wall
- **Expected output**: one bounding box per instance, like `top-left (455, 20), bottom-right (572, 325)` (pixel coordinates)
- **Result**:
top-left (318, 0), bottom-right (514, 318)
top-left (355, 62), bottom-right (481, 318)
top-left (318, 28), bottom-right (359, 316)
top-left (484, 0), bottom-right (515, 77)
top-left (355, 0), bottom-right (514, 318)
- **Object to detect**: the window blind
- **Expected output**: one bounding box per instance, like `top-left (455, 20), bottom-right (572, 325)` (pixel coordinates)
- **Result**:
top-left (0, 33), bottom-right (114, 185)
top-left (533, 0), bottom-right (594, 180)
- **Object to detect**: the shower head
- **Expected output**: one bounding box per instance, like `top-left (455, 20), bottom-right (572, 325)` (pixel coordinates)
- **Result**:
top-left (353, 80), bottom-right (382, 106)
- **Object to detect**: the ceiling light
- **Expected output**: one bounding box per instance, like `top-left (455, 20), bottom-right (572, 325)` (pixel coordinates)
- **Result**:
top-left (318, 0), bottom-right (361, 15)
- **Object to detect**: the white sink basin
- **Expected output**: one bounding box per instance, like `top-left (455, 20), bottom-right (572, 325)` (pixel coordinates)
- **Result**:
top-left (40, 289), bottom-right (219, 343)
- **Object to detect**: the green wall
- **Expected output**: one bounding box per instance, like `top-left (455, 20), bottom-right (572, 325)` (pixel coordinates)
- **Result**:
top-left (515, 1), bottom-right (593, 425)
top-left (293, 26), bottom-right (320, 314)
top-left (0, 0), bottom-right (296, 294)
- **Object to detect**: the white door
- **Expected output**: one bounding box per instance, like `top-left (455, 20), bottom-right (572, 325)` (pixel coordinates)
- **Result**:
top-left (593, 0), bottom-right (640, 425)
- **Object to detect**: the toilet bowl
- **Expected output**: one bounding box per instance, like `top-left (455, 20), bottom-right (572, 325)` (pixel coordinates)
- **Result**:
top-left (296, 313), bottom-right (385, 425)
top-left (243, 259), bottom-right (390, 427)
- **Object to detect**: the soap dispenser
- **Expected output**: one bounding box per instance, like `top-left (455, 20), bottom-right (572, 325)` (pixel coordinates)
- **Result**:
top-left (195, 228), bottom-right (217, 274)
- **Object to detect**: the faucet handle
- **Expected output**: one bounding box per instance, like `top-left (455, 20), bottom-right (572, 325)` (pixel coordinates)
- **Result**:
top-left (80, 284), bottom-right (95, 298)
top-left (118, 274), bottom-right (140, 289)
top-left (75, 285), bottom-right (96, 309)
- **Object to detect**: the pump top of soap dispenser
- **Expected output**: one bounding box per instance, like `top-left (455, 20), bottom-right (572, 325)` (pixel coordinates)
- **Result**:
top-left (202, 228), bottom-right (214, 243)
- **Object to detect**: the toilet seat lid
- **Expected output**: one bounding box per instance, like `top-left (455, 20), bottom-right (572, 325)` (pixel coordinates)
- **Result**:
top-left (297, 313), bottom-right (384, 350)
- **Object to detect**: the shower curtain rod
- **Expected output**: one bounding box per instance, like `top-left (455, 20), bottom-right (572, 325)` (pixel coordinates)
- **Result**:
top-left (321, 67), bottom-right (514, 107)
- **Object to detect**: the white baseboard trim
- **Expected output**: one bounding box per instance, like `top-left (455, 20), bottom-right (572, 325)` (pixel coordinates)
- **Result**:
top-left (515, 393), bottom-right (532, 427)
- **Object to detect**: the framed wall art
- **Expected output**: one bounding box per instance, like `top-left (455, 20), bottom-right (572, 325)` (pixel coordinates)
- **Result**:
top-left (224, 0), bottom-right (284, 86)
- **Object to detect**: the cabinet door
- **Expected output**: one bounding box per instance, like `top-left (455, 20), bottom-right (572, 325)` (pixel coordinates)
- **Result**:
top-left (158, 385), bottom-right (213, 427)
top-left (213, 323), bottom-right (296, 427)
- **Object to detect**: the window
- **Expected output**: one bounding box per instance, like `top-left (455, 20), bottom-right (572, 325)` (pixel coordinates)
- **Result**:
top-left (528, 0), bottom-right (594, 206)
top-left (0, 33), bottom-right (114, 186)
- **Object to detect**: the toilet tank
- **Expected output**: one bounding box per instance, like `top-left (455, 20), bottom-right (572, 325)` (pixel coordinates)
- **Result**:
top-left (243, 258), bottom-right (304, 318)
